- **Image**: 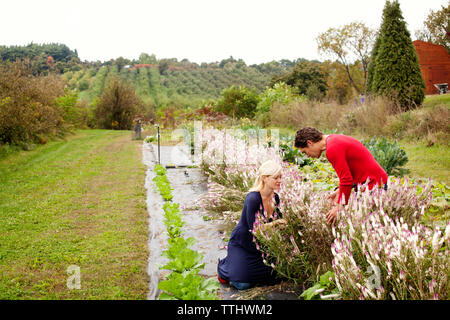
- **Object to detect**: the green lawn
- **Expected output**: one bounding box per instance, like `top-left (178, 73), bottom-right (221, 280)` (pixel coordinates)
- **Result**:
top-left (0, 129), bottom-right (149, 299)
top-left (400, 140), bottom-right (450, 185)
top-left (423, 93), bottom-right (450, 108)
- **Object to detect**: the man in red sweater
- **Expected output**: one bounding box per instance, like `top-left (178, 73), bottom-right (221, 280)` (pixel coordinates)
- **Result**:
top-left (294, 127), bottom-right (388, 225)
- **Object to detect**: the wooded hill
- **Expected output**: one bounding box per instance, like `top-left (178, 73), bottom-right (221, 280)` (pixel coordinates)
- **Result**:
top-left (1, 43), bottom-right (305, 108)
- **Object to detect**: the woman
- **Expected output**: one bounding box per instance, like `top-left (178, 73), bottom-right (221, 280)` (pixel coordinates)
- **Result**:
top-left (217, 160), bottom-right (287, 290)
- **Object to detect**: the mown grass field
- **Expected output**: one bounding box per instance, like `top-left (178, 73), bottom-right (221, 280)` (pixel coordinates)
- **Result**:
top-left (0, 130), bottom-right (149, 299)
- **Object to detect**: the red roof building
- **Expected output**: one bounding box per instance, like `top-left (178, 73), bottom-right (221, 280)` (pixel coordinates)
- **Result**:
top-left (413, 40), bottom-right (450, 95)
top-left (133, 64), bottom-right (158, 69)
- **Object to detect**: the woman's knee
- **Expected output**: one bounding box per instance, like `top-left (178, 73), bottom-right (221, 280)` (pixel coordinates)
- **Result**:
top-left (230, 281), bottom-right (254, 290)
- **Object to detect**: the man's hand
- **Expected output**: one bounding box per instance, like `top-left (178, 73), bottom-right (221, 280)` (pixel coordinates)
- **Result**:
top-left (327, 190), bottom-right (339, 204)
top-left (325, 205), bottom-right (339, 226)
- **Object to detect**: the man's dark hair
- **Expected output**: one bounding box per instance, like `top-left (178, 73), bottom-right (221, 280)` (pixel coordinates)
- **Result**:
top-left (294, 127), bottom-right (324, 148)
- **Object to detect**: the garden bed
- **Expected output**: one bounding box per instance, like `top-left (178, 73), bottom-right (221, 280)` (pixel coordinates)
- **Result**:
top-left (143, 142), bottom-right (302, 299)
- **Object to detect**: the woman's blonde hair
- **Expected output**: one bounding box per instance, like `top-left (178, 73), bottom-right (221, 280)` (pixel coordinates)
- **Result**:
top-left (249, 160), bottom-right (282, 192)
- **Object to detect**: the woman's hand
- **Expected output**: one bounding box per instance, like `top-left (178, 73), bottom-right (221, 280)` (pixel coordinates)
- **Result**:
top-left (261, 218), bottom-right (287, 230)
top-left (272, 218), bottom-right (287, 228)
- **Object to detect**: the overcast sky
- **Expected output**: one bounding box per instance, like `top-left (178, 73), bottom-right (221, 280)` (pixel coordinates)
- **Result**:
top-left (1, 0), bottom-right (447, 64)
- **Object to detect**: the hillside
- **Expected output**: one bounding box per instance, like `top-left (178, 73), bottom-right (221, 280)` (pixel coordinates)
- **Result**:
top-left (1, 43), bottom-right (299, 108)
top-left (63, 58), bottom-right (296, 108)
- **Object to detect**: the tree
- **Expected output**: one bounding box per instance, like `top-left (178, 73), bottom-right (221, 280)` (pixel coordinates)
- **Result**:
top-left (158, 60), bottom-right (169, 75)
top-left (113, 56), bottom-right (132, 70)
top-left (219, 56), bottom-right (237, 68)
top-left (138, 53), bottom-right (157, 65)
top-left (365, 31), bottom-right (382, 95)
top-left (257, 82), bottom-right (300, 114)
top-left (95, 78), bottom-right (143, 130)
top-left (369, 0), bottom-right (425, 109)
top-left (270, 61), bottom-right (328, 99)
top-left (215, 85), bottom-right (260, 119)
top-left (415, 4), bottom-right (450, 53)
top-left (317, 22), bottom-right (376, 94)
top-left (321, 60), bottom-right (356, 104)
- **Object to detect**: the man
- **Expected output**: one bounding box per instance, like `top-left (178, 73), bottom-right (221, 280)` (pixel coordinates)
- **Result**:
top-left (294, 127), bottom-right (388, 225)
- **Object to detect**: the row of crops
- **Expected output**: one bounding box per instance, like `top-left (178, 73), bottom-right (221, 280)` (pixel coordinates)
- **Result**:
top-left (152, 164), bottom-right (220, 300)
top-left (62, 63), bottom-right (282, 107)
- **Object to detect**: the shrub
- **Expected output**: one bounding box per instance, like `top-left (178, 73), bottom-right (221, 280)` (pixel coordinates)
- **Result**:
top-left (362, 136), bottom-right (410, 176)
top-left (78, 79), bottom-right (89, 91)
top-left (384, 104), bottom-right (450, 144)
top-left (95, 78), bottom-right (143, 130)
top-left (256, 82), bottom-right (306, 126)
top-left (214, 85), bottom-right (261, 120)
top-left (0, 60), bottom-right (68, 146)
top-left (256, 82), bottom-right (304, 114)
top-left (338, 96), bottom-right (399, 136)
top-left (54, 89), bottom-right (89, 129)
top-left (270, 99), bottom-right (350, 130)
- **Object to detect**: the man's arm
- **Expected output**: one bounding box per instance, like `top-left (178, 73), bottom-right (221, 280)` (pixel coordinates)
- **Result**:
top-left (327, 148), bottom-right (353, 205)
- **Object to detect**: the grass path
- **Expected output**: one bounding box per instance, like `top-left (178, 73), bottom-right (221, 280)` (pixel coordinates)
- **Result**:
top-left (0, 129), bottom-right (149, 299)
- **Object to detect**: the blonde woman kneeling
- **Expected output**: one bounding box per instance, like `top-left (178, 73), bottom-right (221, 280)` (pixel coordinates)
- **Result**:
top-left (217, 160), bottom-right (287, 290)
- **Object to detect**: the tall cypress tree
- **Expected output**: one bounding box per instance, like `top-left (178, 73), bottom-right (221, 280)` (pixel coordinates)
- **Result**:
top-left (367, 1), bottom-right (392, 95)
top-left (365, 32), bottom-right (381, 95)
top-left (369, 0), bottom-right (425, 109)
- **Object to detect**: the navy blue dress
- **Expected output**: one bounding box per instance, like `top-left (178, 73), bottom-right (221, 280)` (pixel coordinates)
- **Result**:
top-left (217, 191), bottom-right (281, 284)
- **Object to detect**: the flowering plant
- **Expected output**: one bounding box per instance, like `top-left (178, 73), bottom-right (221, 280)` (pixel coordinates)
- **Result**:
top-left (332, 179), bottom-right (448, 300)
top-left (197, 125), bottom-right (449, 299)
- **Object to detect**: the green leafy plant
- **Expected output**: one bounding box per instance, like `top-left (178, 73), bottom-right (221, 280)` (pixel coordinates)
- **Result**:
top-left (161, 237), bottom-right (205, 272)
top-left (153, 175), bottom-right (173, 201)
top-left (280, 142), bottom-right (313, 167)
top-left (153, 165), bottom-right (173, 201)
top-left (153, 163), bottom-right (219, 300)
top-left (300, 271), bottom-right (340, 300)
top-left (362, 136), bottom-right (410, 176)
top-left (158, 270), bottom-right (219, 300)
top-left (300, 160), bottom-right (339, 191)
top-left (154, 164), bottom-right (167, 175)
top-left (162, 202), bottom-right (185, 238)
top-left (277, 134), bottom-right (313, 167)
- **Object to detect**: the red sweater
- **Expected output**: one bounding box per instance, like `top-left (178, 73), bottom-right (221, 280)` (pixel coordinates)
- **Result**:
top-left (326, 134), bottom-right (388, 204)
